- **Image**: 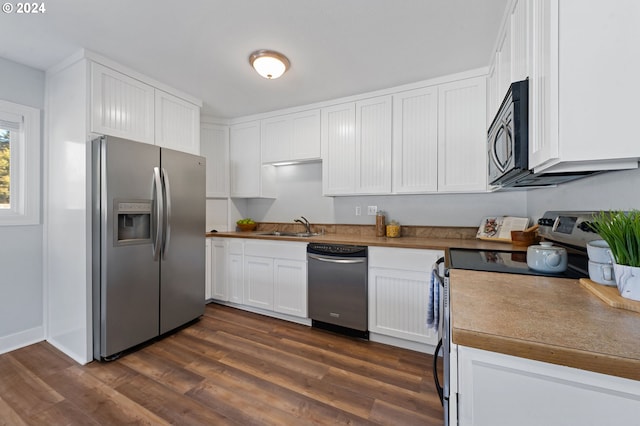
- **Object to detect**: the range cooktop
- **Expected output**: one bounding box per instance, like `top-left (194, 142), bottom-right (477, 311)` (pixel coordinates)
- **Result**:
top-left (448, 248), bottom-right (589, 279)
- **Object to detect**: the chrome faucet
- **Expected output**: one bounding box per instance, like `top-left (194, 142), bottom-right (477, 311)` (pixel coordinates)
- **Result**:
top-left (294, 216), bottom-right (312, 233)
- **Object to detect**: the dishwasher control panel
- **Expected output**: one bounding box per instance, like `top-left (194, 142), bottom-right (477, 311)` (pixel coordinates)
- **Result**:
top-left (307, 243), bottom-right (367, 257)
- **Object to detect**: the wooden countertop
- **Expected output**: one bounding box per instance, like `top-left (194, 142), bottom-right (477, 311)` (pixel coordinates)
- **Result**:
top-left (451, 269), bottom-right (640, 382)
top-left (206, 231), bottom-right (523, 252)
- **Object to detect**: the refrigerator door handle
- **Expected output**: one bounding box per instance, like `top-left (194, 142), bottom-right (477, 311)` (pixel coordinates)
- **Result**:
top-left (161, 167), bottom-right (172, 258)
top-left (153, 167), bottom-right (164, 261)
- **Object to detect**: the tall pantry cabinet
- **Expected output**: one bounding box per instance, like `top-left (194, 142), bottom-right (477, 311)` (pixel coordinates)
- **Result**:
top-left (45, 51), bottom-right (202, 364)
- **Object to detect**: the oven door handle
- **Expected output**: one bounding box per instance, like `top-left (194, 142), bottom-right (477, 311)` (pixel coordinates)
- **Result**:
top-left (490, 121), bottom-right (513, 174)
top-left (308, 253), bottom-right (366, 264)
top-left (433, 338), bottom-right (444, 406)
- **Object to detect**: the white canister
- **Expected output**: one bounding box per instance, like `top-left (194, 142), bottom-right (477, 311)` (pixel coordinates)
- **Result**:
top-left (588, 260), bottom-right (616, 286)
top-left (587, 239), bottom-right (613, 264)
top-left (527, 242), bottom-right (568, 273)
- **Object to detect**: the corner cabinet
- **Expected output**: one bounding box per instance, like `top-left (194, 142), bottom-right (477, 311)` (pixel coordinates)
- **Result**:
top-left (368, 246), bottom-right (444, 352)
top-left (437, 77), bottom-right (487, 192)
top-left (229, 121), bottom-right (276, 198)
top-left (457, 346), bottom-right (640, 426)
top-left (90, 62), bottom-right (201, 154)
top-left (322, 96), bottom-right (392, 195)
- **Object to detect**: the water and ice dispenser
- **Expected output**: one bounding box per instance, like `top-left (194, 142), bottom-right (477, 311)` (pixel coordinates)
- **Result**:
top-left (114, 200), bottom-right (152, 244)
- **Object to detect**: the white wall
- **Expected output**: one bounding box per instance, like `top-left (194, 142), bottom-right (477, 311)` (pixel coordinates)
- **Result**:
top-left (247, 162), bottom-right (528, 227)
top-left (0, 57), bottom-right (45, 353)
top-left (527, 168), bottom-right (640, 220)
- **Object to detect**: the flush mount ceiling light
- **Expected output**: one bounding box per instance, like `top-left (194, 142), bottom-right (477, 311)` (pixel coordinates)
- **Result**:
top-left (249, 49), bottom-right (290, 79)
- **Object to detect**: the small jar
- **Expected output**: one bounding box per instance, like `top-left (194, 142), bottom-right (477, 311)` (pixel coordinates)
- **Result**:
top-left (376, 211), bottom-right (386, 237)
top-left (386, 221), bottom-right (401, 238)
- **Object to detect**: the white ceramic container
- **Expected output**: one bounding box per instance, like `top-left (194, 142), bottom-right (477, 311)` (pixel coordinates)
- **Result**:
top-left (587, 240), bottom-right (613, 264)
top-left (613, 263), bottom-right (640, 301)
top-left (588, 260), bottom-right (616, 286)
top-left (527, 242), bottom-right (568, 273)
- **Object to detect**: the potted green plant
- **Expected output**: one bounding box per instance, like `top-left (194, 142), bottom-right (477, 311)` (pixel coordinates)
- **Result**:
top-left (590, 210), bottom-right (640, 301)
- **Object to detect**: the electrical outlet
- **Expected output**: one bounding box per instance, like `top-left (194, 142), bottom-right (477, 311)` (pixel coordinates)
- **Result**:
top-left (355, 206), bottom-right (361, 216)
top-left (367, 205), bottom-right (378, 215)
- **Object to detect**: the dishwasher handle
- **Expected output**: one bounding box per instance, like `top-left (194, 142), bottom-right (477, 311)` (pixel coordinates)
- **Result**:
top-left (308, 253), bottom-right (366, 264)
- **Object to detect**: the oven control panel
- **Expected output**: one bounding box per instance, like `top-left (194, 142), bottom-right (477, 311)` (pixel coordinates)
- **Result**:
top-left (538, 211), bottom-right (602, 248)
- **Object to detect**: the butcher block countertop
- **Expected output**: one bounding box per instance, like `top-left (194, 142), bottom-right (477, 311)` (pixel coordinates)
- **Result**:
top-left (450, 269), bottom-right (640, 382)
top-left (206, 230), bottom-right (522, 252)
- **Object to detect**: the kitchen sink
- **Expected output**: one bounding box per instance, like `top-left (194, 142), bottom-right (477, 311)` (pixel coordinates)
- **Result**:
top-left (258, 231), bottom-right (319, 237)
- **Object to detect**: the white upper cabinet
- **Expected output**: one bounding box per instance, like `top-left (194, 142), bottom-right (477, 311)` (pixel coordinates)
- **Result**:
top-left (200, 123), bottom-right (229, 198)
top-left (90, 61), bottom-right (201, 154)
top-left (90, 62), bottom-right (155, 144)
top-left (322, 96), bottom-right (392, 195)
top-left (155, 89), bottom-right (200, 155)
top-left (392, 87), bottom-right (439, 193)
top-left (229, 120), bottom-right (276, 198)
top-left (529, 0), bottom-right (640, 173)
top-left (437, 77), bottom-right (488, 192)
top-left (261, 109), bottom-right (320, 164)
top-left (321, 103), bottom-right (356, 195)
top-left (511, 0), bottom-right (528, 82)
top-left (355, 96), bottom-right (392, 194)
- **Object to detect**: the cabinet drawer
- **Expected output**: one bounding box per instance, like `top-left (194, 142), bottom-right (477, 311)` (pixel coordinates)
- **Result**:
top-left (369, 247), bottom-right (443, 272)
top-left (244, 241), bottom-right (307, 260)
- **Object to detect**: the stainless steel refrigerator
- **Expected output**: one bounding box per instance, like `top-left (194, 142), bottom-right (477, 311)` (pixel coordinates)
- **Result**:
top-left (92, 136), bottom-right (206, 360)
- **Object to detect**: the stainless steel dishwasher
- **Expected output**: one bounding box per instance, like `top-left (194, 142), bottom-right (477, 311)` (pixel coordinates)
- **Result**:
top-left (307, 243), bottom-right (368, 339)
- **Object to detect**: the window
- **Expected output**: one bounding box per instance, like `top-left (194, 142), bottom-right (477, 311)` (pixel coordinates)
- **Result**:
top-left (0, 99), bottom-right (40, 225)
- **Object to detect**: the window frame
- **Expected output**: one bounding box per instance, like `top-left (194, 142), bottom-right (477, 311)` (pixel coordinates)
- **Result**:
top-left (0, 99), bottom-right (40, 226)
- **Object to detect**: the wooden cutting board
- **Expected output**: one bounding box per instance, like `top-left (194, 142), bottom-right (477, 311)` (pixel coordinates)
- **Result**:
top-left (580, 278), bottom-right (640, 313)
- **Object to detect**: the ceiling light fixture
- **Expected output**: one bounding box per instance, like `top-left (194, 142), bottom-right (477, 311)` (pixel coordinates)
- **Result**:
top-left (249, 49), bottom-right (290, 79)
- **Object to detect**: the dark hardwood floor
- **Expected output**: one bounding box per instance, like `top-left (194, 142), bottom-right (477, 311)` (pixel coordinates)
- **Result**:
top-left (0, 304), bottom-right (444, 425)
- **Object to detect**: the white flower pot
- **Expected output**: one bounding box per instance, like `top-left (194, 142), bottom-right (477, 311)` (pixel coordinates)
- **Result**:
top-left (613, 263), bottom-right (640, 301)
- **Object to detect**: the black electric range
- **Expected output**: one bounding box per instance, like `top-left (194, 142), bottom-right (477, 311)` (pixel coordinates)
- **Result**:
top-left (448, 211), bottom-right (605, 279)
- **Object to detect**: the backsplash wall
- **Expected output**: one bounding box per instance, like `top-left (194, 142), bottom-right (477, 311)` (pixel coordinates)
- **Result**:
top-left (527, 167), bottom-right (640, 220)
top-left (247, 162), bottom-right (528, 227)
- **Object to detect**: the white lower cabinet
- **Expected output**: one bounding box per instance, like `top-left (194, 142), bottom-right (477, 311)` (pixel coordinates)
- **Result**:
top-left (274, 259), bottom-right (308, 317)
top-left (205, 239), bottom-right (212, 300)
top-left (210, 238), bottom-right (307, 319)
top-left (368, 247), bottom-right (444, 351)
top-left (227, 240), bottom-right (244, 304)
top-left (457, 346), bottom-right (640, 426)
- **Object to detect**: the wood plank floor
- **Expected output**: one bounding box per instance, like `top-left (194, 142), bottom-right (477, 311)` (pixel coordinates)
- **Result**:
top-left (0, 304), bottom-right (444, 425)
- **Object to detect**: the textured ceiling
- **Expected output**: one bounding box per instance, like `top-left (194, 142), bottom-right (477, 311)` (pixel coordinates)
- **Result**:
top-left (0, 0), bottom-right (508, 118)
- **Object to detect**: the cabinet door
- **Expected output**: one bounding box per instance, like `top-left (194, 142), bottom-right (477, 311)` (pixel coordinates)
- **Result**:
top-left (392, 87), bottom-right (438, 193)
top-left (228, 252), bottom-right (244, 304)
top-left (496, 22), bottom-right (512, 105)
top-left (273, 259), bottom-right (307, 318)
top-left (291, 109), bottom-right (321, 161)
top-left (201, 123), bottom-right (229, 198)
top-left (355, 96), bottom-right (392, 194)
top-left (437, 77), bottom-right (488, 192)
top-left (321, 103), bottom-right (356, 195)
top-left (230, 121), bottom-right (261, 197)
top-left (486, 62), bottom-right (499, 127)
top-left (243, 256), bottom-right (274, 310)
top-left (155, 89), bottom-right (200, 155)
top-left (528, 0), bottom-right (559, 169)
top-left (458, 346), bottom-right (640, 426)
top-left (205, 239), bottom-right (212, 300)
top-left (511, 0), bottom-right (528, 82)
top-left (90, 62), bottom-right (155, 144)
top-left (210, 238), bottom-right (228, 301)
top-left (369, 267), bottom-right (437, 345)
top-left (261, 115), bottom-right (291, 164)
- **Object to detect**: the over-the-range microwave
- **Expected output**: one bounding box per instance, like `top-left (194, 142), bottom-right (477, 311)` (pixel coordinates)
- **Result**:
top-left (487, 79), bottom-right (599, 188)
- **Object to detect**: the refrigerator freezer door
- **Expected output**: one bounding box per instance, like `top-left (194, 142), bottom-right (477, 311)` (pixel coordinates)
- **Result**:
top-left (159, 148), bottom-right (206, 334)
top-left (94, 137), bottom-right (161, 359)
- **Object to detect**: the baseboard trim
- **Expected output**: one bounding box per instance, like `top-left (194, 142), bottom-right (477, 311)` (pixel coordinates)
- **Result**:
top-left (0, 326), bottom-right (45, 355)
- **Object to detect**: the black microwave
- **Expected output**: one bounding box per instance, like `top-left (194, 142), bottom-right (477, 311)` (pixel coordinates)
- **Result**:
top-left (488, 79), bottom-right (529, 186)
